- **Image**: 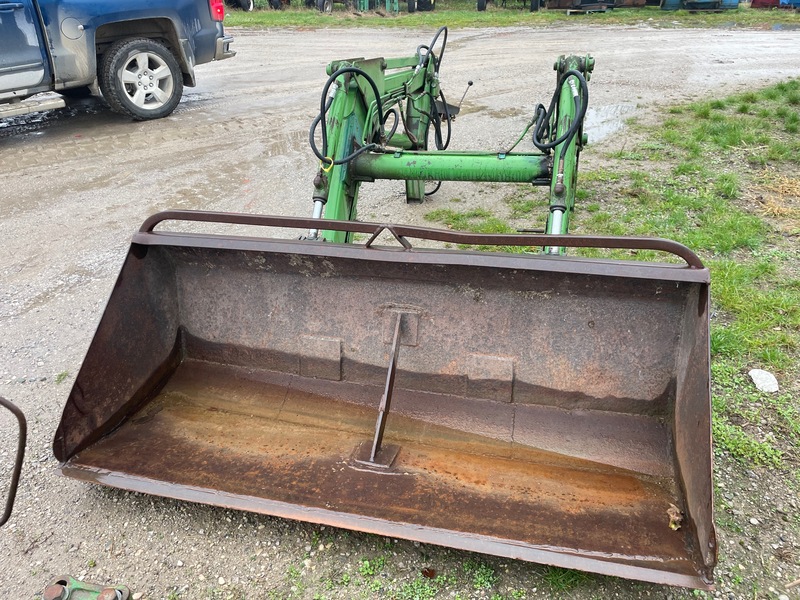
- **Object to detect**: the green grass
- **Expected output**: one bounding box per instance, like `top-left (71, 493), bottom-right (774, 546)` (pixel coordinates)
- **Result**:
top-left (225, 4), bottom-right (800, 30)
top-left (709, 358), bottom-right (799, 467)
top-left (358, 555), bottom-right (385, 577)
top-left (541, 566), bottom-right (591, 593)
top-left (463, 558), bottom-right (498, 590)
top-left (423, 207), bottom-right (527, 252)
top-left (709, 257), bottom-right (800, 369)
top-left (424, 207), bottom-right (513, 234)
top-left (664, 79), bottom-right (800, 166)
top-left (394, 574), bottom-right (450, 599)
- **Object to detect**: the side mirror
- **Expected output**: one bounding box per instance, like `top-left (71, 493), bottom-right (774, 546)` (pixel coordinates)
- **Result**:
top-left (0, 397), bottom-right (27, 527)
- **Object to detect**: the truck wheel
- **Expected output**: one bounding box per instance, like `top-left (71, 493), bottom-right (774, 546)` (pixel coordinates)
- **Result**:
top-left (269, 0), bottom-right (282, 8)
top-left (99, 38), bottom-right (183, 121)
top-left (408, 0), bottom-right (416, 11)
top-left (316, 0), bottom-right (333, 11)
top-left (477, 0), bottom-right (487, 9)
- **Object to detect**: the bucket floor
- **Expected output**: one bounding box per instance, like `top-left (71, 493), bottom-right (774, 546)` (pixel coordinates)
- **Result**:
top-left (64, 359), bottom-right (699, 579)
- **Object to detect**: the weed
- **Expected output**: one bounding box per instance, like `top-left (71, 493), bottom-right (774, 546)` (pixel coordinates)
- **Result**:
top-left (394, 575), bottom-right (447, 600)
top-left (463, 558), bottom-right (498, 590)
top-left (712, 417), bottom-right (782, 468)
top-left (714, 173), bottom-right (739, 199)
top-left (541, 566), bottom-right (590, 592)
top-left (358, 555), bottom-right (385, 577)
top-left (55, 371), bottom-right (69, 384)
top-left (285, 564), bottom-right (305, 595)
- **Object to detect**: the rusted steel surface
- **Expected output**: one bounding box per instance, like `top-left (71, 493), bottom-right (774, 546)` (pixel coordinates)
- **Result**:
top-left (139, 210), bottom-right (707, 270)
top-left (55, 213), bottom-right (715, 588)
top-left (0, 397), bottom-right (27, 527)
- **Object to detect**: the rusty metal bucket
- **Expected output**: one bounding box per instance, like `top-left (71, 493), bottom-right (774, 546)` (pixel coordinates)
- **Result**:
top-left (53, 211), bottom-right (716, 588)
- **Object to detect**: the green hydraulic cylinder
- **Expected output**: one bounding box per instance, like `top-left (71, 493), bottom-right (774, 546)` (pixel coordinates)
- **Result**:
top-left (545, 54), bottom-right (594, 253)
top-left (352, 151), bottom-right (552, 184)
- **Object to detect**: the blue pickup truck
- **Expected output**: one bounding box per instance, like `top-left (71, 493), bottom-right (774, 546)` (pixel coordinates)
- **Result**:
top-left (0, 0), bottom-right (234, 120)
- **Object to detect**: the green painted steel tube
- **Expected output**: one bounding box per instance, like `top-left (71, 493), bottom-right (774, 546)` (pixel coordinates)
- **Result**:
top-left (352, 151), bottom-right (551, 184)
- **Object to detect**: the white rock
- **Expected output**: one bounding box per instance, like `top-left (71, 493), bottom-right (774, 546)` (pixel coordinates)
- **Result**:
top-left (132, 594), bottom-right (143, 600)
top-left (748, 369), bottom-right (779, 393)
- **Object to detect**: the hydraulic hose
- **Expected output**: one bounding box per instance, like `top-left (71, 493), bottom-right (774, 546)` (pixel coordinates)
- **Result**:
top-left (416, 26), bottom-right (447, 74)
top-left (309, 27), bottom-right (449, 171)
top-left (532, 69), bottom-right (589, 160)
top-left (309, 66), bottom-right (387, 167)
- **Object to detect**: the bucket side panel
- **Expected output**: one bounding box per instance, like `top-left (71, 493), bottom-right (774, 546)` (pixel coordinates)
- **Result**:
top-left (54, 246), bottom-right (182, 461)
top-left (672, 284), bottom-right (716, 575)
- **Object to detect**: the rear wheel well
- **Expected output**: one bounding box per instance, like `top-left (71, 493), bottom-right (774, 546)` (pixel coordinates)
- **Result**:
top-left (95, 19), bottom-right (193, 86)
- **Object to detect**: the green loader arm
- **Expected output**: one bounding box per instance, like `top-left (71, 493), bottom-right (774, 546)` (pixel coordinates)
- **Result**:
top-left (307, 27), bottom-right (593, 247)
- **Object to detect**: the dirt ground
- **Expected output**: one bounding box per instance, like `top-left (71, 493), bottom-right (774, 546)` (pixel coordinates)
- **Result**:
top-left (2, 25), bottom-right (800, 599)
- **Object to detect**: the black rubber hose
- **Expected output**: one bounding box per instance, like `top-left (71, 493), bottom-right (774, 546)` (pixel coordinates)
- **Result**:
top-left (416, 26), bottom-right (448, 74)
top-left (426, 26), bottom-right (447, 73)
top-left (309, 95), bottom-right (334, 163)
top-left (532, 69), bottom-right (588, 158)
top-left (310, 66), bottom-right (387, 167)
top-left (385, 108), bottom-right (400, 142)
top-left (434, 88), bottom-right (452, 150)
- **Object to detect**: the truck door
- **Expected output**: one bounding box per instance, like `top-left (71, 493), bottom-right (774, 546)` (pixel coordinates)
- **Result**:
top-left (0, 0), bottom-right (49, 92)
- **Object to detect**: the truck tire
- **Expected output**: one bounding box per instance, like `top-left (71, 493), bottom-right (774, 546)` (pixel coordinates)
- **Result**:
top-left (99, 38), bottom-right (183, 121)
top-left (477, 0), bottom-right (487, 8)
top-left (316, 0), bottom-right (333, 11)
top-left (408, 0), bottom-right (416, 11)
top-left (269, 0), bottom-right (282, 8)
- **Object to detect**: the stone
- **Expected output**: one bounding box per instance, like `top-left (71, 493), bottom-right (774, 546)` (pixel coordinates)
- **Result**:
top-left (749, 369), bottom-right (779, 393)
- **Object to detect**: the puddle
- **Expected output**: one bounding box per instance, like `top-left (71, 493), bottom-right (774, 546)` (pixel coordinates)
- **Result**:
top-left (583, 103), bottom-right (637, 143)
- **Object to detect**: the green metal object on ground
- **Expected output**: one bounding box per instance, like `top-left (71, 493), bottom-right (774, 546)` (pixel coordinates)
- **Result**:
top-left (307, 26), bottom-right (593, 246)
top-left (42, 576), bottom-right (130, 600)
